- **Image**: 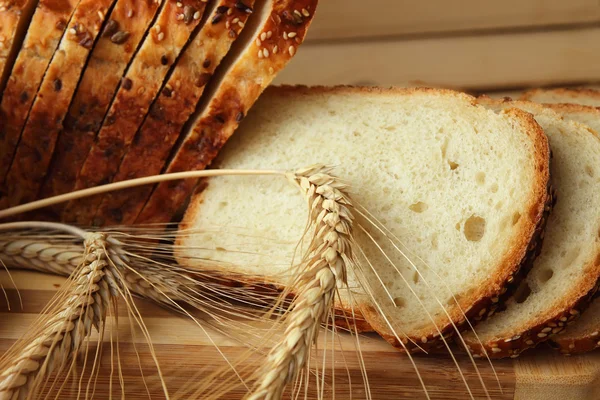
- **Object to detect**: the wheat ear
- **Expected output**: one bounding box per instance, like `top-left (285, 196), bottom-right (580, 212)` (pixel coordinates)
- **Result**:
top-left (246, 165), bottom-right (355, 399)
top-left (0, 233), bottom-right (115, 399)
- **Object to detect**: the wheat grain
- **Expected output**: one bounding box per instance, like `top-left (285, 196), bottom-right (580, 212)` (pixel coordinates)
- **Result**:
top-left (246, 165), bottom-right (355, 399)
top-left (0, 233), bottom-right (117, 399)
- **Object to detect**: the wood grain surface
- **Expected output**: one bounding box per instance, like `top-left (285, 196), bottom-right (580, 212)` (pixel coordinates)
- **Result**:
top-left (0, 270), bottom-right (598, 399)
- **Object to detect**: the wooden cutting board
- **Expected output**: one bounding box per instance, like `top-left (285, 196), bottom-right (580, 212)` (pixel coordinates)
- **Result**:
top-left (0, 270), bottom-right (598, 400)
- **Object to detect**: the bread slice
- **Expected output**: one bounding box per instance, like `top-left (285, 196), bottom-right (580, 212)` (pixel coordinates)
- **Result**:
top-left (38, 0), bottom-right (162, 218)
top-left (176, 86), bottom-right (551, 351)
top-left (2, 0), bottom-right (116, 208)
top-left (0, 0), bottom-right (39, 95)
top-left (462, 98), bottom-right (600, 358)
top-left (92, 0), bottom-right (255, 226)
top-left (520, 88), bottom-right (600, 108)
top-left (61, 0), bottom-right (209, 224)
top-left (549, 296), bottom-right (600, 355)
top-left (135, 0), bottom-right (319, 225)
top-left (0, 0), bottom-right (80, 191)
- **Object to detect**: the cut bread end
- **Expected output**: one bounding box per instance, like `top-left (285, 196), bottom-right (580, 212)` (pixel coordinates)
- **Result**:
top-left (520, 88), bottom-right (600, 108)
top-left (176, 86), bottom-right (552, 352)
top-left (549, 296), bottom-right (600, 355)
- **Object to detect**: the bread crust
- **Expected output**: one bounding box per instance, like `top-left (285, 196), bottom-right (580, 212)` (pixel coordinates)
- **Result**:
top-left (135, 0), bottom-right (319, 225)
top-left (92, 0), bottom-right (255, 226)
top-left (461, 97), bottom-right (600, 358)
top-left (0, 0), bottom-right (79, 194)
top-left (549, 297), bottom-right (600, 355)
top-left (3, 0), bottom-right (114, 208)
top-left (38, 0), bottom-right (161, 218)
top-left (521, 88), bottom-right (600, 107)
top-left (61, 0), bottom-right (208, 224)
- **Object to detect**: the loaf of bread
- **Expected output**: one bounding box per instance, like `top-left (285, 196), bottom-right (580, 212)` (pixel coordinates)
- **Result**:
top-left (176, 86), bottom-right (551, 352)
top-left (462, 98), bottom-right (600, 358)
top-left (38, 0), bottom-right (161, 218)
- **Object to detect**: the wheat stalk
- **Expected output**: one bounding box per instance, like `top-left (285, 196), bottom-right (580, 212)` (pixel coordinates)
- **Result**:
top-left (245, 165), bottom-right (355, 399)
top-left (0, 232), bottom-right (116, 399)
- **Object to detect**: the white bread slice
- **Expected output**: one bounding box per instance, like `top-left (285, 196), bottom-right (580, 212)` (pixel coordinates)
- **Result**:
top-left (61, 0), bottom-right (209, 224)
top-left (549, 296), bottom-right (600, 355)
top-left (520, 88), bottom-right (600, 108)
top-left (176, 86), bottom-right (551, 351)
top-left (0, 0), bottom-right (80, 190)
top-left (0, 0), bottom-right (39, 94)
top-left (135, 0), bottom-right (319, 225)
top-left (38, 0), bottom-right (161, 218)
top-left (92, 0), bottom-right (255, 226)
top-left (3, 0), bottom-right (116, 208)
top-left (462, 98), bottom-right (600, 358)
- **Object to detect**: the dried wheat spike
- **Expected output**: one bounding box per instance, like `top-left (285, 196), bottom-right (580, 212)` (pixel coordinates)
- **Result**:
top-left (247, 165), bottom-right (355, 399)
top-left (0, 233), bottom-right (117, 399)
top-left (0, 238), bottom-right (82, 276)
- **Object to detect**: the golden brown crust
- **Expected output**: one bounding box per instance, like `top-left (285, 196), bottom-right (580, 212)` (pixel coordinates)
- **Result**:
top-left (60, 0), bottom-right (208, 224)
top-left (0, 0), bottom-right (79, 195)
top-left (521, 87), bottom-right (600, 107)
top-left (92, 0), bottom-right (255, 226)
top-left (38, 0), bottom-right (161, 219)
top-left (549, 297), bottom-right (600, 356)
top-left (3, 0), bottom-right (114, 208)
top-left (135, 0), bottom-right (320, 224)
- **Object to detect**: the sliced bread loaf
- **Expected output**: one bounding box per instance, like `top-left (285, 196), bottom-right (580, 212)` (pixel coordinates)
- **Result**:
top-left (0, 0), bottom-right (80, 190)
top-left (521, 88), bottom-right (600, 108)
top-left (0, 0), bottom-right (38, 95)
top-left (3, 0), bottom-right (116, 208)
top-left (176, 86), bottom-right (551, 351)
top-left (61, 0), bottom-right (208, 224)
top-left (135, 0), bottom-right (319, 225)
top-left (92, 0), bottom-right (255, 226)
top-left (549, 296), bottom-right (600, 355)
top-left (462, 98), bottom-right (600, 358)
top-left (38, 0), bottom-right (161, 218)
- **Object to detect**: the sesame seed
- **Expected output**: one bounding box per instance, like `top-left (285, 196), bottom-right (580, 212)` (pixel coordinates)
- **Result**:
top-left (260, 32), bottom-right (266, 41)
top-left (570, 309), bottom-right (580, 315)
top-left (288, 32), bottom-right (297, 38)
top-left (268, 67), bottom-right (274, 74)
top-left (227, 8), bottom-right (233, 15)
top-left (597, 340), bottom-right (600, 346)
top-left (525, 340), bottom-right (534, 345)
top-left (552, 327), bottom-right (563, 334)
top-left (225, 21), bottom-right (230, 29)
top-left (267, 31), bottom-right (272, 38)
top-left (504, 338), bottom-right (512, 343)
top-left (255, 38), bottom-right (261, 46)
top-left (257, 50), bottom-right (263, 59)
top-left (194, 11), bottom-right (201, 19)
top-left (69, 28), bottom-right (77, 35)
top-left (560, 317), bottom-right (568, 322)
top-left (491, 297), bottom-right (499, 303)
top-left (176, 2), bottom-right (182, 7)
top-left (288, 45), bottom-right (295, 56)
top-left (262, 48), bottom-right (269, 57)
top-left (302, 8), bottom-right (310, 17)
top-left (127, 9), bottom-right (134, 18)
top-left (421, 336), bottom-right (427, 344)
top-left (541, 327), bottom-right (552, 333)
top-left (97, 10), bottom-right (104, 20)
top-left (510, 354), bottom-right (519, 358)
top-left (294, 10), bottom-right (302, 17)
top-left (478, 308), bottom-right (486, 317)
top-left (569, 343), bottom-right (575, 349)
top-left (232, 17), bottom-right (239, 24)
top-left (283, 32), bottom-right (288, 40)
top-left (154, 25), bottom-right (161, 33)
top-left (158, 32), bottom-right (165, 41)
top-left (237, 20), bottom-right (244, 27)
top-left (537, 333), bottom-right (548, 338)
top-left (491, 347), bottom-right (502, 353)
top-left (592, 331), bottom-right (599, 336)
top-left (177, 13), bottom-right (184, 21)
top-left (272, 45), bottom-right (278, 54)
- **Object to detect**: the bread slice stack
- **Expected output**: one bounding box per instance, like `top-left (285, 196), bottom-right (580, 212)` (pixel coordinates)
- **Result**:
top-left (0, 0), bottom-right (319, 226)
top-left (176, 86), bottom-right (552, 351)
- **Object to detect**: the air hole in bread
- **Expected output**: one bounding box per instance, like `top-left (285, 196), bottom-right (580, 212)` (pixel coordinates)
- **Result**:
top-left (562, 247), bottom-right (581, 268)
top-left (352, 131), bottom-right (360, 137)
top-left (585, 165), bottom-right (594, 178)
top-left (448, 160), bottom-right (459, 170)
top-left (464, 215), bottom-right (486, 242)
top-left (219, 201), bottom-right (228, 209)
top-left (512, 212), bottom-right (521, 226)
top-left (393, 297), bottom-right (406, 308)
top-left (455, 222), bottom-right (461, 231)
top-left (215, 247), bottom-right (227, 252)
top-left (440, 137), bottom-right (448, 158)
top-left (514, 282), bottom-right (532, 304)
top-left (490, 183), bottom-right (499, 193)
top-left (409, 202), bottom-right (428, 213)
top-left (538, 268), bottom-right (554, 283)
top-left (412, 271), bottom-right (420, 284)
top-left (475, 172), bottom-right (486, 185)
top-left (495, 201), bottom-right (503, 210)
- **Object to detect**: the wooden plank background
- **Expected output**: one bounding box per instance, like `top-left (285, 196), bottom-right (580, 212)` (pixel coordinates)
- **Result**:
top-left (276, 1), bottom-right (600, 90)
